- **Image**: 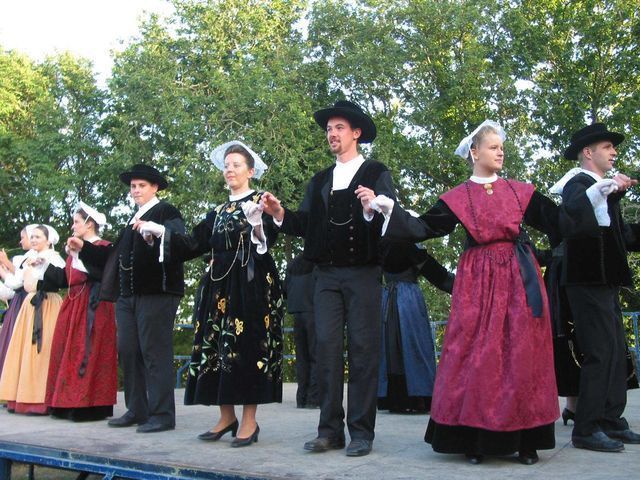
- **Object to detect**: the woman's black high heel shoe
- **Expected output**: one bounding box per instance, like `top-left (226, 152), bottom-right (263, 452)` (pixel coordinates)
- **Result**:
top-left (198, 419), bottom-right (239, 441)
top-left (231, 424), bottom-right (260, 447)
top-left (562, 408), bottom-right (575, 426)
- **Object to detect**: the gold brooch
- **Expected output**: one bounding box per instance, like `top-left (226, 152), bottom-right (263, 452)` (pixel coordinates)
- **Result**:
top-left (484, 183), bottom-right (494, 195)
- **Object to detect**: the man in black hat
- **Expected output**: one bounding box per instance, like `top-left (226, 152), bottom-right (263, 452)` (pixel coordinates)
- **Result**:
top-left (558, 123), bottom-right (640, 452)
top-left (67, 164), bottom-right (185, 433)
top-left (261, 100), bottom-right (396, 456)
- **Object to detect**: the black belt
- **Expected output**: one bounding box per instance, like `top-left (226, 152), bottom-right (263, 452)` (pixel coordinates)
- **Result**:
top-left (465, 234), bottom-right (544, 318)
top-left (514, 238), bottom-right (544, 318)
top-left (30, 290), bottom-right (47, 353)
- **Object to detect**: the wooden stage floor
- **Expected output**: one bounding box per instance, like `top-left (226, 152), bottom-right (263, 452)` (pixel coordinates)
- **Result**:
top-left (1, 384), bottom-right (640, 479)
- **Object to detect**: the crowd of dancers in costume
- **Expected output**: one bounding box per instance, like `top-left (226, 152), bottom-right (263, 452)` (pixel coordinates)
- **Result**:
top-left (0, 218), bottom-right (116, 418)
top-left (0, 98), bottom-right (639, 465)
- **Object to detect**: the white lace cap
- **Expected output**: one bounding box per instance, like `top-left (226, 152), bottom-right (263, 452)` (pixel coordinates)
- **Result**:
top-left (454, 120), bottom-right (506, 160)
top-left (34, 225), bottom-right (60, 246)
top-left (210, 140), bottom-right (268, 179)
top-left (24, 224), bottom-right (38, 237)
top-left (77, 201), bottom-right (107, 226)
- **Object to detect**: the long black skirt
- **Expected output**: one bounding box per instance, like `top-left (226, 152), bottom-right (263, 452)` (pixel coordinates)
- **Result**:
top-left (425, 419), bottom-right (555, 455)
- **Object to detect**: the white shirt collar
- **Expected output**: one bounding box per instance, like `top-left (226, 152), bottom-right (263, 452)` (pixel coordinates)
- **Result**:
top-left (333, 154), bottom-right (366, 190)
top-left (229, 189), bottom-right (255, 202)
top-left (130, 196), bottom-right (160, 224)
top-left (549, 167), bottom-right (603, 195)
top-left (469, 173), bottom-right (498, 184)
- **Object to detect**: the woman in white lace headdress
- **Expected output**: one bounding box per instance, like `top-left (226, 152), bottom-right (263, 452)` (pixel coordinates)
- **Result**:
top-left (44, 203), bottom-right (118, 421)
top-left (136, 140), bottom-right (282, 447)
top-left (372, 120), bottom-right (562, 465)
top-left (0, 224), bottom-right (65, 414)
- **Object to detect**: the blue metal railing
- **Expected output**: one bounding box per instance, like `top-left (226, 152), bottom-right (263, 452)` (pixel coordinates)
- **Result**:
top-left (173, 312), bottom-right (640, 387)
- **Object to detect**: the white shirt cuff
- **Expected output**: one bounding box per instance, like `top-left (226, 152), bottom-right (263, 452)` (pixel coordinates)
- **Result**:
top-left (380, 200), bottom-right (396, 236)
top-left (0, 281), bottom-right (15, 301)
top-left (70, 251), bottom-right (89, 273)
top-left (586, 185), bottom-right (611, 227)
top-left (250, 225), bottom-right (268, 255)
top-left (4, 270), bottom-right (24, 290)
top-left (158, 229), bottom-right (167, 262)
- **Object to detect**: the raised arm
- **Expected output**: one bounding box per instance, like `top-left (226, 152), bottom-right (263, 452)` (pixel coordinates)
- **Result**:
top-left (384, 199), bottom-right (459, 243)
top-left (162, 211), bottom-right (215, 263)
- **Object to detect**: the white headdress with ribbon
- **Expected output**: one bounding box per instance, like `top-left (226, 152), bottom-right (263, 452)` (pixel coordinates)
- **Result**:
top-left (454, 120), bottom-right (506, 160)
top-left (210, 140), bottom-right (268, 179)
top-left (24, 224), bottom-right (38, 238)
top-left (35, 225), bottom-right (60, 246)
top-left (77, 201), bottom-right (107, 226)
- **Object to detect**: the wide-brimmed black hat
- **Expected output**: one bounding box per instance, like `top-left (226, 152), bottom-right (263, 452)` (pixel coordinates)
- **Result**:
top-left (564, 123), bottom-right (625, 160)
top-left (119, 164), bottom-right (168, 190)
top-left (313, 100), bottom-right (377, 144)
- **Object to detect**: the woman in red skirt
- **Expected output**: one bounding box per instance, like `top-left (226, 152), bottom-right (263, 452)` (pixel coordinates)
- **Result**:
top-left (374, 121), bottom-right (560, 465)
top-left (45, 202), bottom-right (117, 421)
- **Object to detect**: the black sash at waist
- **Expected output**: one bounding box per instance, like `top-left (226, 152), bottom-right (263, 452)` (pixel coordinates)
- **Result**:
top-left (465, 234), bottom-right (543, 318)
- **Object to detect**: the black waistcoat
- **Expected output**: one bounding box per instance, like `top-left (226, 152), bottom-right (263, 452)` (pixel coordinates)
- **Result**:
top-left (327, 188), bottom-right (357, 266)
top-left (80, 200), bottom-right (185, 301)
top-left (561, 174), bottom-right (634, 287)
top-left (118, 226), bottom-right (135, 297)
top-left (298, 161), bottom-right (389, 266)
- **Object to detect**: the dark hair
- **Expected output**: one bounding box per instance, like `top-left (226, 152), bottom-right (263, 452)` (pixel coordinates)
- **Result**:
top-left (34, 225), bottom-right (49, 239)
top-left (224, 144), bottom-right (254, 169)
top-left (75, 208), bottom-right (100, 235)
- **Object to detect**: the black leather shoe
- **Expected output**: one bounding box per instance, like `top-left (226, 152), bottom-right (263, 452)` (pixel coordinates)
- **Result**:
top-left (465, 454), bottom-right (483, 465)
top-left (346, 439), bottom-right (372, 457)
top-left (304, 436), bottom-right (346, 452)
top-left (561, 408), bottom-right (575, 426)
top-left (517, 450), bottom-right (539, 465)
top-left (230, 425), bottom-right (259, 447)
top-left (198, 419), bottom-right (239, 441)
top-left (136, 422), bottom-right (175, 433)
top-left (572, 432), bottom-right (624, 452)
top-left (604, 429), bottom-right (640, 444)
top-left (108, 412), bottom-right (144, 428)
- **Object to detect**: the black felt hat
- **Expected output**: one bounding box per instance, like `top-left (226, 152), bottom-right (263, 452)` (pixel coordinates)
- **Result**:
top-left (313, 100), bottom-right (377, 144)
top-left (119, 164), bottom-right (168, 190)
top-left (564, 123), bottom-right (625, 160)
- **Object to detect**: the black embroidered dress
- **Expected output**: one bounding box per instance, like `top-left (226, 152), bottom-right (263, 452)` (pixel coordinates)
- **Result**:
top-left (164, 191), bottom-right (283, 405)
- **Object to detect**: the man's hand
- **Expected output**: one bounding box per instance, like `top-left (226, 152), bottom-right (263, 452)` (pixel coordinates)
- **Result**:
top-left (133, 220), bottom-right (165, 245)
top-left (66, 237), bottom-right (84, 253)
top-left (355, 185), bottom-right (376, 215)
top-left (260, 192), bottom-right (285, 222)
top-left (613, 173), bottom-right (638, 192)
top-left (26, 256), bottom-right (45, 267)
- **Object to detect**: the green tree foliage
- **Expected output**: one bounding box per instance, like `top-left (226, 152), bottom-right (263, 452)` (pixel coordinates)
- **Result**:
top-left (0, 50), bottom-right (106, 249)
top-left (2, 0), bottom-right (640, 324)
